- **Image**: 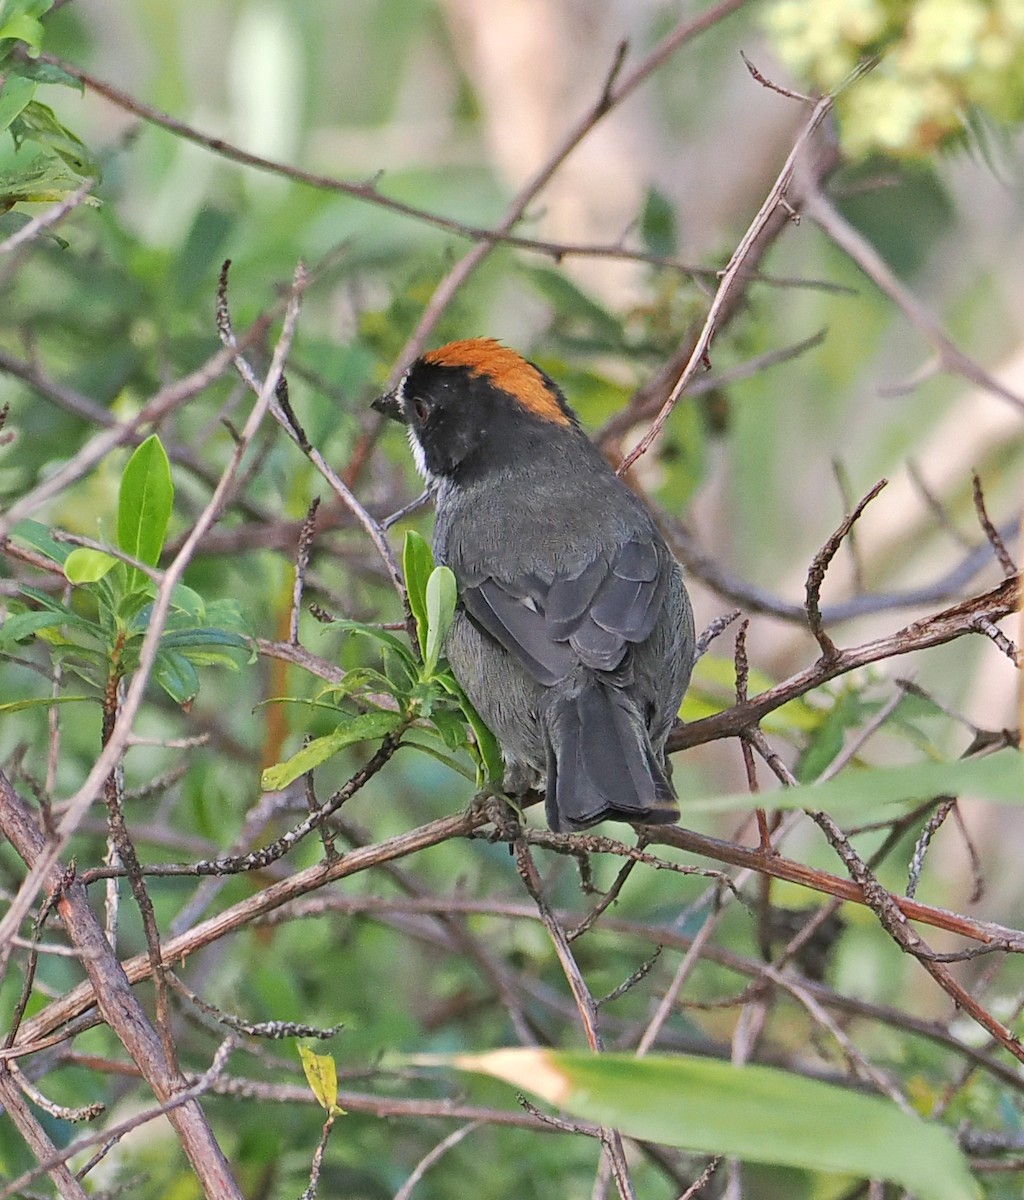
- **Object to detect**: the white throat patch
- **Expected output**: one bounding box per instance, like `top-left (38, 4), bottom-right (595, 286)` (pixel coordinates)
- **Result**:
top-left (397, 371), bottom-right (438, 490)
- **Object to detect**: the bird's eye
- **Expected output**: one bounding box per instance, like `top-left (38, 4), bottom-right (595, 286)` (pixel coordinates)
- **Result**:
top-left (413, 396), bottom-right (429, 424)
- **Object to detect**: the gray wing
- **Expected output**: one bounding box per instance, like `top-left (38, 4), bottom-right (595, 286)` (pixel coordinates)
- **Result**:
top-left (459, 538), bottom-right (668, 686)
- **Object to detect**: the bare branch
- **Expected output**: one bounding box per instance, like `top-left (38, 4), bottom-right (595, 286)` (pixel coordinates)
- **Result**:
top-left (805, 479), bottom-right (888, 660)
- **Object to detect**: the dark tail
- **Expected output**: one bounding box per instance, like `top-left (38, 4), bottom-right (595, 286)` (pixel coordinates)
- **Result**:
top-left (544, 683), bottom-right (679, 832)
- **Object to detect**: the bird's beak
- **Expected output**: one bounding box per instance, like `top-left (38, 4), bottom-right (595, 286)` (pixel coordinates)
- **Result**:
top-left (372, 390), bottom-right (404, 423)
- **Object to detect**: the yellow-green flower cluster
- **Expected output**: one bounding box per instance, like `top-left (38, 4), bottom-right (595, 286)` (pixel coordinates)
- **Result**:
top-left (764, 0), bottom-right (1024, 155)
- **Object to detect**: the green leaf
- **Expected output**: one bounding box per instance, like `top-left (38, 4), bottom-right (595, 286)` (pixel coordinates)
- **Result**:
top-left (427, 1050), bottom-right (978, 1200)
top-left (63, 547), bottom-right (118, 584)
top-left (7, 57), bottom-right (82, 89)
top-left (0, 75), bottom-right (35, 135)
top-left (152, 648), bottom-right (200, 705)
top-left (0, 14), bottom-right (45, 50)
top-left (795, 688), bottom-right (870, 783)
top-left (261, 711), bottom-right (404, 790)
top-left (427, 705), bottom-right (469, 751)
top-left (423, 565), bottom-right (457, 677)
top-left (640, 186), bottom-right (677, 258)
top-left (10, 519), bottom-right (72, 565)
top-left (10, 100), bottom-right (98, 177)
top-left (0, 694), bottom-right (93, 715)
top-left (436, 672), bottom-right (503, 785)
top-left (685, 750), bottom-right (1023, 818)
top-left (118, 435), bottom-right (173, 586)
top-left (403, 529), bottom-right (433, 659)
top-left (0, 153), bottom-right (99, 207)
top-left (0, 609), bottom-right (73, 648)
top-left (159, 627), bottom-right (251, 654)
top-left (522, 267), bottom-right (625, 348)
top-left (298, 1046), bottom-right (344, 1116)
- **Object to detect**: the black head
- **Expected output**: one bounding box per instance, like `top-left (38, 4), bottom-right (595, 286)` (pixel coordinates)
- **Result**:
top-left (373, 339), bottom-right (578, 484)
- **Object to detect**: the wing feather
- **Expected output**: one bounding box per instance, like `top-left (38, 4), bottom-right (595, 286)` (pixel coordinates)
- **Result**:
top-left (458, 537), bottom-right (667, 685)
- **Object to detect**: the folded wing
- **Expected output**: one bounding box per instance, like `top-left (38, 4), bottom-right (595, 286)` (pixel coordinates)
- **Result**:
top-left (459, 537), bottom-right (668, 684)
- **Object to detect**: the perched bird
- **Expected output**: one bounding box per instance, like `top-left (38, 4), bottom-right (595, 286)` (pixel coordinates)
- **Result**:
top-left (373, 339), bottom-right (695, 832)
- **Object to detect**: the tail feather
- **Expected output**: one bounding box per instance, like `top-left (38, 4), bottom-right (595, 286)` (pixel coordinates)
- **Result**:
top-left (545, 684), bottom-right (678, 832)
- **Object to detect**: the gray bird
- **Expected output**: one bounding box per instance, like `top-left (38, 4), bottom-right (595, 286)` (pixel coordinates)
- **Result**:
top-left (374, 338), bottom-right (695, 832)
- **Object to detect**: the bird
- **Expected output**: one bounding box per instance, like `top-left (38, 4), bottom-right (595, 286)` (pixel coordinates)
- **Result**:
top-left (373, 338), bottom-right (695, 832)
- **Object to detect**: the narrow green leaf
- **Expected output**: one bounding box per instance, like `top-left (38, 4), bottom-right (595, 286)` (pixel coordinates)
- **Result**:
top-left (0, 694), bottom-right (94, 715)
top-left (117, 435), bottom-right (173, 583)
top-left (159, 627), bottom-right (251, 654)
top-left (261, 711), bottom-right (403, 790)
top-left (10, 519), bottom-right (72, 565)
top-left (430, 1050), bottom-right (978, 1200)
top-left (423, 565), bottom-right (457, 677)
top-left (0, 75), bottom-right (35, 135)
top-left (436, 673), bottom-right (503, 784)
top-left (686, 749), bottom-right (1023, 818)
top-left (403, 529), bottom-right (433, 658)
top-left (64, 547), bottom-right (118, 584)
top-left (332, 619), bottom-right (417, 666)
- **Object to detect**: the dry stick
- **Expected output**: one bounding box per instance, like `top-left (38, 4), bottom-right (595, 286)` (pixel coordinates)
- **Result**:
top-left (101, 682), bottom-right (180, 1075)
top-left (617, 74), bottom-right (856, 475)
top-left (971, 471), bottom-right (1017, 577)
top-left (26, 8), bottom-right (760, 314)
top-left (906, 797), bottom-right (958, 900)
top-left (0, 775), bottom-right (243, 1198)
top-left (291, 496), bottom-right (321, 645)
top-left (805, 479), bottom-right (888, 660)
top-left (215, 261), bottom-right (405, 600)
top-left (393, 1121), bottom-right (484, 1200)
top-left (670, 573), bottom-right (1020, 750)
top-left (13, 800), bottom-right (1024, 1063)
top-left (266, 891), bottom-right (1024, 1094)
top-left (6, 1057), bottom-right (103, 1122)
top-left (0, 1039), bottom-right (235, 1200)
top-left (0, 1068), bottom-right (89, 1199)
top-left (808, 808), bottom-right (1024, 1065)
top-left (801, 186), bottom-right (1024, 417)
top-left (513, 839), bottom-right (637, 1200)
top-left (0, 269), bottom-right (305, 959)
top-left (971, 616), bottom-right (1021, 666)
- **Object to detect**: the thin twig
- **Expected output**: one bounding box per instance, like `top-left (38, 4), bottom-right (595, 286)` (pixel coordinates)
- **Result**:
top-left (617, 64), bottom-right (869, 474)
top-left (804, 479), bottom-right (889, 660)
top-left (972, 471), bottom-right (1016, 576)
top-left (802, 185), bottom-right (1024, 417)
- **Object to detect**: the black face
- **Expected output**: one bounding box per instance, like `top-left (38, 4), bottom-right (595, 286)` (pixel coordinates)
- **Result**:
top-left (382, 360), bottom-right (565, 483)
